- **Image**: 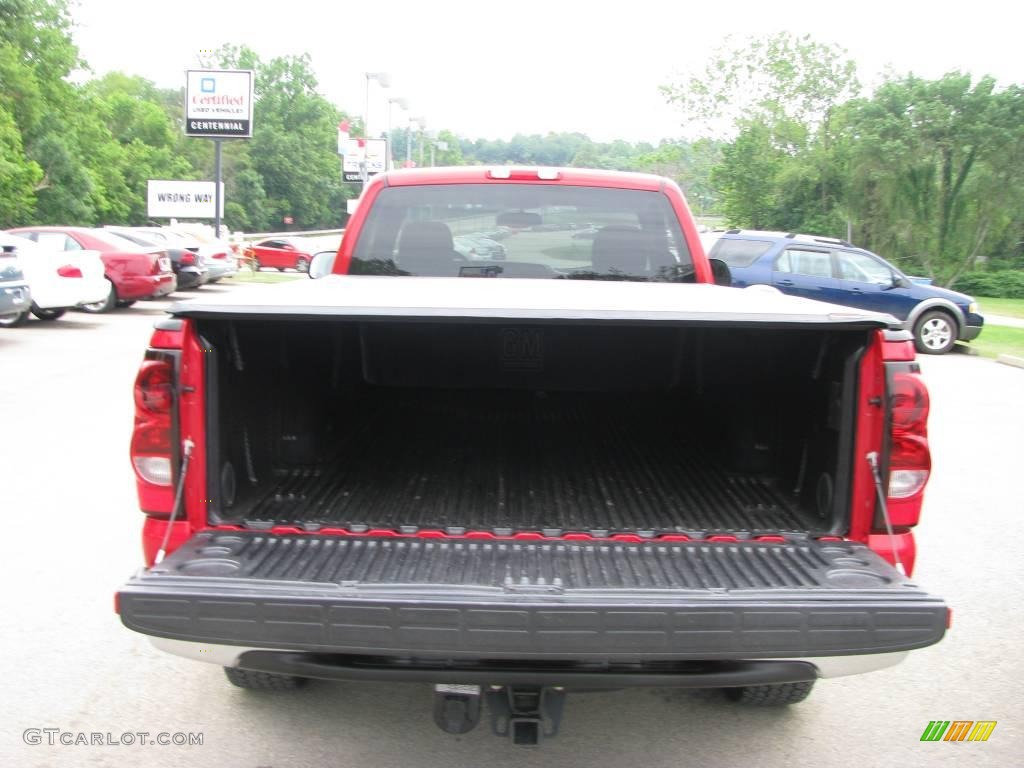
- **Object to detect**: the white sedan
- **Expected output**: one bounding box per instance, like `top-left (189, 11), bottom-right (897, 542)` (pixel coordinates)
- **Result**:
top-left (0, 232), bottom-right (109, 324)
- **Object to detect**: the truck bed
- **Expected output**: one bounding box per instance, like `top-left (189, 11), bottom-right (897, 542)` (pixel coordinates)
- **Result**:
top-left (229, 391), bottom-right (808, 536)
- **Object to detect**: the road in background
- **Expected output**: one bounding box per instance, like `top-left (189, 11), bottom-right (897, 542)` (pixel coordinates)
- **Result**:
top-left (0, 285), bottom-right (1019, 766)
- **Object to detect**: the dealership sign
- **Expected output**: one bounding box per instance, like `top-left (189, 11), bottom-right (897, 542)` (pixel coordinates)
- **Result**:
top-left (147, 180), bottom-right (225, 218)
top-left (340, 138), bottom-right (387, 182)
top-left (185, 69), bottom-right (254, 138)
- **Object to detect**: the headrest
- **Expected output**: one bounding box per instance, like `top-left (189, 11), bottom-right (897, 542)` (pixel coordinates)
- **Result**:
top-left (397, 221), bottom-right (454, 254)
top-left (591, 225), bottom-right (649, 277)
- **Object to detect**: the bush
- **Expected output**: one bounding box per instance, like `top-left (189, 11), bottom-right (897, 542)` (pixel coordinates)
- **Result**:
top-left (952, 271), bottom-right (1024, 298)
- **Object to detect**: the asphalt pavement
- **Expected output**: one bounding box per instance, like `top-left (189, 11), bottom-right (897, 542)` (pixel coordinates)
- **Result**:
top-left (0, 282), bottom-right (1019, 767)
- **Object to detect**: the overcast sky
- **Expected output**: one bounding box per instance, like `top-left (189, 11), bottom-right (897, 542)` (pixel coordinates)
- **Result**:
top-left (71, 0), bottom-right (1023, 143)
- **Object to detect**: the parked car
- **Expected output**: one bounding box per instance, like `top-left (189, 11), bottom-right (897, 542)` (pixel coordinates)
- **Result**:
top-left (0, 232), bottom-right (108, 324)
top-left (165, 228), bottom-right (238, 282)
top-left (702, 230), bottom-right (985, 354)
top-left (453, 234), bottom-right (507, 260)
top-left (105, 228), bottom-right (208, 290)
top-left (8, 227), bottom-right (176, 312)
top-left (0, 244), bottom-right (31, 328)
top-left (244, 237), bottom-right (315, 272)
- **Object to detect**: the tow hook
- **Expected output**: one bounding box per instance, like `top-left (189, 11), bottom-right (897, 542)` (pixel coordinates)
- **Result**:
top-left (432, 684), bottom-right (482, 735)
top-left (487, 686), bottom-right (567, 746)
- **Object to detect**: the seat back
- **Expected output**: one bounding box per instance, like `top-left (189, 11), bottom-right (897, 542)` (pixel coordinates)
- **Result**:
top-left (592, 225), bottom-right (679, 279)
top-left (396, 221), bottom-right (460, 276)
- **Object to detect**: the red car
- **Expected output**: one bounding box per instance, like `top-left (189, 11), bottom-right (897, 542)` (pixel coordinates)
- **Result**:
top-left (9, 227), bottom-right (176, 312)
top-left (244, 237), bottom-right (315, 273)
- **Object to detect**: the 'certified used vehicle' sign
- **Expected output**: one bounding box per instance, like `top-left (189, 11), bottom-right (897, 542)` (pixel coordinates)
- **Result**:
top-left (185, 69), bottom-right (254, 138)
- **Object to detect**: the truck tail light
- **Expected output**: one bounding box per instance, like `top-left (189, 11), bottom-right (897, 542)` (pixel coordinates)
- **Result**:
top-left (179, 253), bottom-right (196, 266)
top-left (57, 265), bottom-right (83, 278)
top-left (135, 360), bottom-right (174, 414)
top-left (130, 356), bottom-right (176, 514)
top-left (888, 434), bottom-right (930, 498)
top-left (882, 367), bottom-right (931, 527)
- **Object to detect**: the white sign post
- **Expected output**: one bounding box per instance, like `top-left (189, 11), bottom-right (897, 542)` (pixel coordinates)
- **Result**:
top-left (340, 138), bottom-right (387, 183)
top-left (185, 69), bottom-right (254, 138)
top-left (184, 68), bottom-right (254, 236)
top-left (147, 180), bottom-right (225, 219)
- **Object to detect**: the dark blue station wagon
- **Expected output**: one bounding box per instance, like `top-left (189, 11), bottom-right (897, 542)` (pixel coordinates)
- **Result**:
top-left (702, 230), bottom-right (985, 355)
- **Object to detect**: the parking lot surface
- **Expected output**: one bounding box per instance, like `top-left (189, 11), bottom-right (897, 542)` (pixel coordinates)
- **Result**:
top-left (0, 282), bottom-right (1020, 767)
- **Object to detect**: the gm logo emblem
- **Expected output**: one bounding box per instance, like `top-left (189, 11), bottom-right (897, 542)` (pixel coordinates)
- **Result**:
top-left (501, 328), bottom-right (544, 371)
top-left (201, 77), bottom-right (216, 93)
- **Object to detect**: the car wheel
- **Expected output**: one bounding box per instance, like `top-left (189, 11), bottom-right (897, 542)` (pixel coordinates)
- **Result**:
top-left (31, 305), bottom-right (66, 320)
top-left (80, 279), bottom-right (117, 314)
top-left (0, 310), bottom-right (30, 328)
top-left (725, 681), bottom-right (815, 706)
top-left (223, 667), bottom-right (306, 690)
top-left (295, 257), bottom-right (310, 273)
top-left (115, 300), bottom-right (136, 309)
top-left (277, 267), bottom-right (285, 272)
top-left (914, 310), bottom-right (957, 355)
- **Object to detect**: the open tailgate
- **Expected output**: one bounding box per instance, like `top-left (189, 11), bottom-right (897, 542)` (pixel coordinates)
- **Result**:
top-left (119, 532), bottom-right (946, 660)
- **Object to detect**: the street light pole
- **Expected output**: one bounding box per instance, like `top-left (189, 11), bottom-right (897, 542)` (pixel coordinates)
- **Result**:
top-left (406, 116), bottom-right (425, 168)
top-left (363, 71), bottom-right (391, 139)
top-left (386, 96), bottom-right (408, 171)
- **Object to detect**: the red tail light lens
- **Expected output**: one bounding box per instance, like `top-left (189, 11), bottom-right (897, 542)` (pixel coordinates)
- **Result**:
top-left (882, 368), bottom-right (932, 529)
top-left (131, 354), bottom-right (176, 512)
top-left (57, 265), bottom-right (83, 278)
top-left (179, 253), bottom-right (195, 266)
top-left (134, 360), bottom-right (173, 414)
top-left (890, 372), bottom-right (929, 433)
top-left (131, 424), bottom-right (172, 486)
top-left (888, 434), bottom-right (931, 498)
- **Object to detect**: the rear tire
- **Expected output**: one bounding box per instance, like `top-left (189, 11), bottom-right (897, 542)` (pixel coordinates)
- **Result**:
top-left (725, 681), bottom-right (815, 706)
top-left (31, 306), bottom-right (66, 320)
top-left (0, 310), bottom-right (30, 328)
top-left (80, 279), bottom-right (116, 313)
top-left (223, 667), bottom-right (306, 690)
top-left (115, 300), bottom-right (136, 309)
top-left (914, 310), bottom-right (957, 355)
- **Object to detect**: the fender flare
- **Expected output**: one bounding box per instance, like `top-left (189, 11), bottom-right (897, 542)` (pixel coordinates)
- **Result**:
top-left (905, 299), bottom-right (964, 334)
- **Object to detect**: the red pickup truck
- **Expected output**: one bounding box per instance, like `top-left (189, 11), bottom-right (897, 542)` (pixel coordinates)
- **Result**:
top-left (117, 167), bottom-right (945, 745)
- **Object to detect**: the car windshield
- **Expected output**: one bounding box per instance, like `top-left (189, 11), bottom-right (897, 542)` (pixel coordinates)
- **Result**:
top-left (351, 184), bottom-right (694, 280)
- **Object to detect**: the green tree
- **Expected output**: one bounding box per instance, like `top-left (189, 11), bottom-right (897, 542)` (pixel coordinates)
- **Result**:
top-left (217, 45), bottom-right (354, 230)
top-left (841, 73), bottom-right (1024, 285)
top-left (663, 32), bottom-right (859, 232)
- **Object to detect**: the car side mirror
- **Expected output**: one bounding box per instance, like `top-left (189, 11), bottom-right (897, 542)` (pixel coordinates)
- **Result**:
top-left (309, 251), bottom-right (336, 279)
top-left (886, 274), bottom-right (908, 290)
top-left (709, 258), bottom-right (732, 287)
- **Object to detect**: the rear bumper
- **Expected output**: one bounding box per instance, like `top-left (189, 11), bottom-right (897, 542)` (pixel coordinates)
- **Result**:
top-left (0, 283), bottom-right (30, 315)
top-left (205, 262), bottom-right (237, 280)
top-left (117, 274), bottom-right (176, 300)
top-left (151, 636), bottom-right (910, 683)
top-left (119, 533), bottom-right (947, 662)
top-left (32, 277), bottom-right (109, 310)
top-left (174, 268), bottom-right (206, 290)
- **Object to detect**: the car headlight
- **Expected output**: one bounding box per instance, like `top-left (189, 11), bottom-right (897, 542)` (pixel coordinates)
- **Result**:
top-left (968, 302), bottom-right (978, 314)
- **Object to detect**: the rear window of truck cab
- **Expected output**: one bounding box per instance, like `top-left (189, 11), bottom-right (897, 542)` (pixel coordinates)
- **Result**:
top-left (350, 184), bottom-right (695, 281)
